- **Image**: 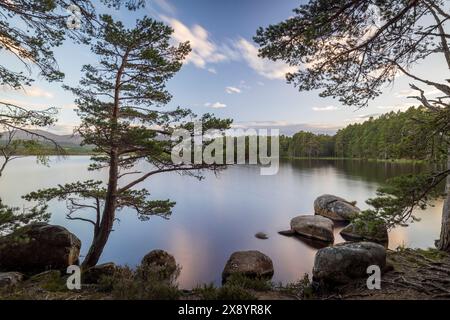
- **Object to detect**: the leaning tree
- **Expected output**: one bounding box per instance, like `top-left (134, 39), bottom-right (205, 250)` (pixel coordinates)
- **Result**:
top-left (0, 0), bottom-right (147, 233)
top-left (255, 0), bottom-right (450, 250)
top-left (25, 15), bottom-right (231, 268)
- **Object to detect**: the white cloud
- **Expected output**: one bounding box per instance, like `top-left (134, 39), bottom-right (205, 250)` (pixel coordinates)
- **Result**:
top-left (161, 16), bottom-right (228, 69)
top-left (376, 103), bottom-right (416, 111)
top-left (153, 0), bottom-right (176, 14)
top-left (225, 86), bottom-right (241, 94)
top-left (24, 86), bottom-right (54, 99)
top-left (235, 38), bottom-right (298, 80)
top-left (207, 68), bottom-right (217, 74)
top-left (395, 88), bottom-right (442, 98)
top-left (1, 85), bottom-right (54, 99)
top-left (205, 102), bottom-right (227, 109)
top-left (232, 120), bottom-right (341, 135)
top-left (257, 81), bottom-right (265, 86)
top-left (312, 105), bottom-right (339, 112)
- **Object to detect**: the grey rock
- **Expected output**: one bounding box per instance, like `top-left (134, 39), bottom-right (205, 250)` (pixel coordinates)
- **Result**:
top-left (83, 262), bottom-right (117, 284)
top-left (313, 242), bottom-right (386, 284)
top-left (0, 272), bottom-right (24, 288)
top-left (0, 223), bottom-right (81, 273)
top-left (290, 215), bottom-right (334, 243)
top-left (141, 250), bottom-right (177, 281)
top-left (222, 250), bottom-right (274, 282)
top-left (278, 230), bottom-right (296, 237)
top-left (340, 223), bottom-right (389, 246)
top-left (314, 194), bottom-right (360, 221)
top-left (255, 232), bottom-right (269, 240)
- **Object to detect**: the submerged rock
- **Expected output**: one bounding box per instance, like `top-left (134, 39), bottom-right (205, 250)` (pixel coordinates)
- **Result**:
top-left (140, 250), bottom-right (177, 281)
top-left (222, 250), bottom-right (274, 282)
top-left (0, 223), bottom-right (81, 273)
top-left (0, 272), bottom-right (24, 288)
top-left (278, 230), bottom-right (296, 237)
top-left (340, 222), bottom-right (389, 246)
top-left (313, 242), bottom-right (386, 284)
top-left (290, 215), bottom-right (334, 243)
top-left (314, 194), bottom-right (361, 222)
top-left (255, 232), bottom-right (269, 240)
top-left (83, 262), bottom-right (117, 284)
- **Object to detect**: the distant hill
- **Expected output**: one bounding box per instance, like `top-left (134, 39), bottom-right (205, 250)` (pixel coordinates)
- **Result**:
top-left (0, 129), bottom-right (83, 147)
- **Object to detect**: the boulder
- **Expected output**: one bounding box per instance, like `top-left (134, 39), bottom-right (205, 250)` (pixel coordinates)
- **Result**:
top-left (0, 272), bottom-right (24, 288)
top-left (313, 242), bottom-right (386, 284)
top-left (290, 215), bottom-right (334, 243)
top-left (340, 223), bottom-right (389, 246)
top-left (83, 262), bottom-right (117, 284)
top-left (0, 223), bottom-right (81, 273)
top-left (314, 194), bottom-right (361, 221)
top-left (222, 250), bottom-right (274, 282)
top-left (140, 250), bottom-right (177, 281)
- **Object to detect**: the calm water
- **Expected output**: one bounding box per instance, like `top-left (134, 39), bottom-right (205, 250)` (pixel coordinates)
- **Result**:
top-left (0, 157), bottom-right (444, 288)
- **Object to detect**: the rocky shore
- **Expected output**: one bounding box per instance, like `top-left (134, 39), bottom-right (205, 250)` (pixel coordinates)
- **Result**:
top-left (1, 194), bottom-right (449, 300)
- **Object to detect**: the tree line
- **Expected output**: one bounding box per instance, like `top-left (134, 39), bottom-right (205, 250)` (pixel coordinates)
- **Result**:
top-left (280, 107), bottom-right (447, 161)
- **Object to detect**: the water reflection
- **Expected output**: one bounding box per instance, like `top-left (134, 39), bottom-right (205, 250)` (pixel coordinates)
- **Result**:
top-left (0, 157), bottom-right (444, 288)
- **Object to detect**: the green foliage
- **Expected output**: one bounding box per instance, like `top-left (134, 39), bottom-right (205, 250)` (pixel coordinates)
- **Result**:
top-left (281, 107), bottom-right (448, 161)
top-left (255, 0), bottom-right (445, 108)
top-left (355, 171), bottom-right (448, 230)
top-left (0, 199), bottom-right (49, 235)
top-left (98, 264), bottom-right (181, 300)
top-left (192, 282), bottom-right (257, 301)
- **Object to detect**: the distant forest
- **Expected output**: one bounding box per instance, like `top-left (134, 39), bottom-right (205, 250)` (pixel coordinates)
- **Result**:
top-left (280, 107), bottom-right (447, 161)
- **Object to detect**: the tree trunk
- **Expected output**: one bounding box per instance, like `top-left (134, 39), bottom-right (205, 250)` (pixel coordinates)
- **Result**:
top-left (437, 145), bottom-right (450, 252)
top-left (82, 150), bottom-right (119, 269)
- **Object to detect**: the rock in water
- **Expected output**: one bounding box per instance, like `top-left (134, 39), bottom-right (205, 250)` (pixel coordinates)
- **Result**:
top-left (340, 223), bottom-right (389, 246)
top-left (83, 262), bottom-right (117, 284)
top-left (314, 194), bottom-right (361, 221)
top-left (255, 232), bottom-right (269, 240)
top-left (290, 215), bottom-right (334, 243)
top-left (313, 242), bottom-right (386, 284)
top-left (222, 250), bottom-right (274, 282)
top-left (0, 272), bottom-right (24, 288)
top-left (0, 223), bottom-right (81, 273)
top-left (141, 250), bottom-right (177, 281)
top-left (278, 230), bottom-right (296, 237)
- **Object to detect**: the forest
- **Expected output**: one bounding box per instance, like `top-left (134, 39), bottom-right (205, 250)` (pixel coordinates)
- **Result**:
top-left (280, 106), bottom-right (447, 161)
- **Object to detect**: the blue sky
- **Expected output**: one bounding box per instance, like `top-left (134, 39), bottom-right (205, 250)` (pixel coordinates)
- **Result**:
top-left (1, 0), bottom-right (448, 135)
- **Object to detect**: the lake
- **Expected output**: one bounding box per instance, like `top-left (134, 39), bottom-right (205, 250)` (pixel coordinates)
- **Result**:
top-left (0, 156), bottom-right (444, 288)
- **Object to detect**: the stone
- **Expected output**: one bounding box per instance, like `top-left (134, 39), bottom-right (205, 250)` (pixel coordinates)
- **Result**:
top-left (255, 232), bottom-right (269, 240)
top-left (141, 250), bottom-right (177, 281)
top-left (222, 250), bottom-right (274, 282)
top-left (290, 215), bottom-right (334, 243)
top-left (0, 272), bottom-right (24, 288)
top-left (83, 262), bottom-right (117, 284)
top-left (0, 223), bottom-right (81, 273)
top-left (314, 194), bottom-right (361, 221)
top-left (313, 242), bottom-right (386, 284)
top-left (340, 223), bottom-right (389, 246)
top-left (278, 230), bottom-right (296, 237)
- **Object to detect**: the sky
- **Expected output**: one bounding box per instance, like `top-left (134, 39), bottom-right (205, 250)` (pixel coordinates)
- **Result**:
top-left (1, 0), bottom-right (449, 136)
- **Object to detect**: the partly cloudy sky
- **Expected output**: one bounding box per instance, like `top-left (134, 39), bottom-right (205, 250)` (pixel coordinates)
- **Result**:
top-left (1, 0), bottom-right (449, 135)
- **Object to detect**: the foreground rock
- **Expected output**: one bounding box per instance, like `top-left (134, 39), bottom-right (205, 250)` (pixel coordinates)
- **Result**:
top-left (141, 250), bottom-right (177, 281)
top-left (83, 263), bottom-right (117, 284)
top-left (290, 215), bottom-right (334, 243)
top-left (340, 223), bottom-right (389, 246)
top-left (314, 194), bottom-right (361, 221)
top-left (222, 251), bottom-right (274, 282)
top-left (313, 242), bottom-right (386, 284)
top-left (0, 223), bottom-right (81, 273)
top-left (0, 272), bottom-right (24, 288)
